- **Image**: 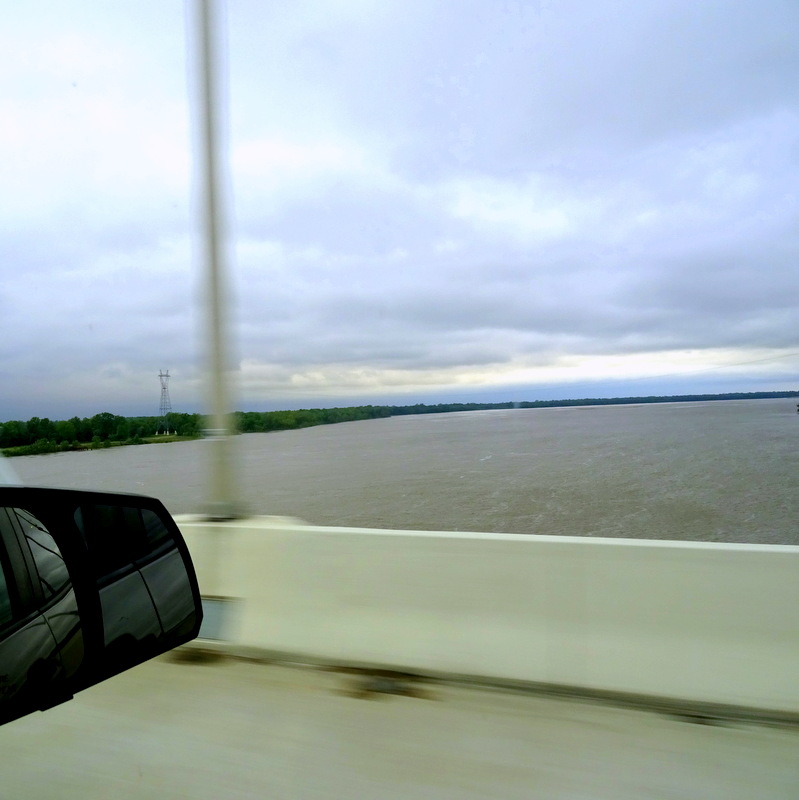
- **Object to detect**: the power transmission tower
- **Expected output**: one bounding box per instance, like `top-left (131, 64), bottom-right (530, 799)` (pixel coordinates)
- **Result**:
top-left (158, 370), bottom-right (172, 433)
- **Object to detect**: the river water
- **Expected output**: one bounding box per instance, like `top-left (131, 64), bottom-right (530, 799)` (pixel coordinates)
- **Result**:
top-left (10, 398), bottom-right (799, 544)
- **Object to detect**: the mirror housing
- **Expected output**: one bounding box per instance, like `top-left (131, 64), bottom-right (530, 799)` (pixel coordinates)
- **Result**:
top-left (0, 487), bottom-right (202, 726)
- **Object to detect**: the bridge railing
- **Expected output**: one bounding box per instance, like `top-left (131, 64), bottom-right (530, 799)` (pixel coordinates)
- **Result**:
top-left (175, 515), bottom-right (799, 716)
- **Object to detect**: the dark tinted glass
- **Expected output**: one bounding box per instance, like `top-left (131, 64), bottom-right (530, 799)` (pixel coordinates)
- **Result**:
top-left (74, 504), bottom-right (133, 580)
top-left (74, 504), bottom-right (177, 577)
top-left (14, 509), bottom-right (70, 598)
top-left (141, 508), bottom-right (173, 552)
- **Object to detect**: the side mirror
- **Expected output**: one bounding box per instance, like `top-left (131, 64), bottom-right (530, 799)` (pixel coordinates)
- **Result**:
top-left (0, 487), bottom-right (202, 726)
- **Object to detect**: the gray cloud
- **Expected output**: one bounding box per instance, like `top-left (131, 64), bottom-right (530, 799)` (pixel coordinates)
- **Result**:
top-left (1, 0), bottom-right (797, 418)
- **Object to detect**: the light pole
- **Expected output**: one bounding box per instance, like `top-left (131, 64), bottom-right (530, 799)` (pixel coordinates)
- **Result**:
top-left (191, 0), bottom-right (239, 519)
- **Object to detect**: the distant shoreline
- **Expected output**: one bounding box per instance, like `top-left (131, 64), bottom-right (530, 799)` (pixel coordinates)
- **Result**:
top-left (2, 390), bottom-right (797, 458)
top-left (384, 391), bottom-right (799, 415)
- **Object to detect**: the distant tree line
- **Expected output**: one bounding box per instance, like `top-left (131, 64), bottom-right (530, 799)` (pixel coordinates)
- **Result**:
top-left (387, 391), bottom-right (799, 415)
top-left (2, 391), bottom-right (797, 457)
top-left (234, 405), bottom-right (390, 433)
top-left (0, 411), bottom-right (201, 456)
top-left (0, 407), bottom-right (390, 456)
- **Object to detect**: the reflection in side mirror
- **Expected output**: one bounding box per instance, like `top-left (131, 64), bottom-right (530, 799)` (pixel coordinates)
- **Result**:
top-left (0, 487), bottom-right (202, 727)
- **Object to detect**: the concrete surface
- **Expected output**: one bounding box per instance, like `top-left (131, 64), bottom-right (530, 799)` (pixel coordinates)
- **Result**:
top-left (1, 656), bottom-right (798, 800)
top-left (177, 515), bottom-right (799, 713)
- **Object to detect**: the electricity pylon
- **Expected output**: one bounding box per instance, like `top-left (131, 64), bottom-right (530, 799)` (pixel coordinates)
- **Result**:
top-left (158, 370), bottom-right (172, 433)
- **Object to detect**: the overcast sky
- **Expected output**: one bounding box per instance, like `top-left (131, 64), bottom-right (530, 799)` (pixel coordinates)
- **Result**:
top-left (1, 0), bottom-right (798, 419)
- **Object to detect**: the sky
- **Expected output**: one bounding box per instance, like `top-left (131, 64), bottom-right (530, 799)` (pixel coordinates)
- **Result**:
top-left (1, 0), bottom-right (798, 420)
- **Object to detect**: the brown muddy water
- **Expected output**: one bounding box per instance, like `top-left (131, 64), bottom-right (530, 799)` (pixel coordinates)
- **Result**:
top-left (10, 398), bottom-right (799, 543)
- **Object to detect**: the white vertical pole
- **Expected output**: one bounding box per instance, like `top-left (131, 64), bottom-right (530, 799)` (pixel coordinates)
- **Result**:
top-left (192, 0), bottom-right (238, 519)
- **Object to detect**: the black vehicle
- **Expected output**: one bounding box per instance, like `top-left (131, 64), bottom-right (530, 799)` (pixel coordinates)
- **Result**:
top-left (0, 487), bottom-right (202, 726)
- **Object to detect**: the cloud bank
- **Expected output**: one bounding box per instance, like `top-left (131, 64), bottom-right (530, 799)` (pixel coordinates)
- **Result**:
top-left (1, 0), bottom-right (797, 417)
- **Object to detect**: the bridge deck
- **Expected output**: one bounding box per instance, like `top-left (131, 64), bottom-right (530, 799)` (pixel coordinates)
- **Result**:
top-left (2, 656), bottom-right (797, 799)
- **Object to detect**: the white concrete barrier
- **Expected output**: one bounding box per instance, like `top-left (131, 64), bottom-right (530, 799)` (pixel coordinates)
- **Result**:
top-left (175, 515), bottom-right (799, 714)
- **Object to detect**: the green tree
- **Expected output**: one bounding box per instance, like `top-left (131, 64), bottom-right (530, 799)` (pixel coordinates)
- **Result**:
top-left (54, 419), bottom-right (77, 443)
top-left (0, 421), bottom-right (26, 448)
top-left (89, 412), bottom-right (119, 441)
top-left (112, 419), bottom-right (130, 441)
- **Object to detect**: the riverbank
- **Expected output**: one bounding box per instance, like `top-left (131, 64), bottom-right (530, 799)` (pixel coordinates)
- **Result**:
top-left (2, 434), bottom-right (198, 457)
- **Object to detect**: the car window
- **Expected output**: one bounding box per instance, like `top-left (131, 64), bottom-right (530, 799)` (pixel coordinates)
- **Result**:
top-left (73, 504), bottom-right (134, 581)
top-left (140, 509), bottom-right (174, 555)
top-left (74, 505), bottom-right (175, 580)
top-left (13, 509), bottom-right (70, 599)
